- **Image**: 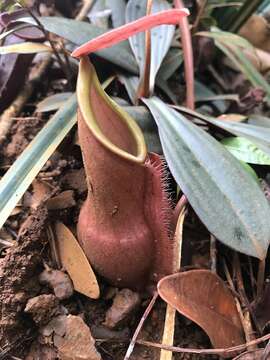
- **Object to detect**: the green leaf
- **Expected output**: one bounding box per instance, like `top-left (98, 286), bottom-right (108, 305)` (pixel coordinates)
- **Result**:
top-left (21, 16), bottom-right (138, 74)
top-left (0, 95), bottom-right (77, 229)
top-left (198, 28), bottom-right (270, 100)
top-left (221, 137), bottom-right (270, 165)
top-left (175, 106), bottom-right (270, 158)
top-left (106, 0), bottom-right (126, 28)
top-left (216, 41), bottom-right (270, 99)
top-left (157, 48), bottom-right (183, 81)
top-left (238, 161), bottom-right (260, 182)
top-left (126, 0), bottom-right (175, 92)
top-left (197, 28), bottom-right (253, 49)
top-left (195, 81), bottom-right (228, 113)
top-left (144, 97), bottom-right (270, 259)
top-left (36, 92), bottom-right (74, 112)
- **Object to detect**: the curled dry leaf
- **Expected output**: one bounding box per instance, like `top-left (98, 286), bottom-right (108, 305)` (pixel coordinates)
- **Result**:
top-left (54, 222), bottom-right (100, 299)
top-left (239, 15), bottom-right (270, 53)
top-left (158, 270), bottom-right (244, 350)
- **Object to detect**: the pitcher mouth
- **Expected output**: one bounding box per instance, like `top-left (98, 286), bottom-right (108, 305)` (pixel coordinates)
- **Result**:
top-left (77, 57), bottom-right (147, 164)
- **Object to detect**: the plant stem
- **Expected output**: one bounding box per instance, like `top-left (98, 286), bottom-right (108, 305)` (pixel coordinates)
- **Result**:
top-left (174, 0), bottom-right (195, 110)
top-left (257, 259), bottom-right (265, 298)
top-left (25, 7), bottom-right (72, 87)
top-left (124, 291), bottom-right (158, 360)
top-left (137, 0), bottom-right (152, 99)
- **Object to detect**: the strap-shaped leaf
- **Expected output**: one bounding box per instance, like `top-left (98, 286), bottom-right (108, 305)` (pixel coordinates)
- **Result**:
top-left (175, 106), bottom-right (270, 159)
top-left (144, 97), bottom-right (270, 259)
top-left (0, 42), bottom-right (52, 54)
top-left (126, 0), bottom-right (175, 92)
top-left (21, 16), bottom-right (138, 73)
top-left (0, 95), bottom-right (77, 229)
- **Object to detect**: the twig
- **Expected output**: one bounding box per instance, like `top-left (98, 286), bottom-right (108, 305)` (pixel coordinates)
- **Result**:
top-left (0, 0), bottom-right (91, 145)
top-left (124, 291), bottom-right (158, 360)
top-left (223, 258), bottom-right (248, 343)
top-left (76, 0), bottom-right (94, 21)
top-left (136, 333), bottom-right (270, 356)
top-left (0, 54), bottom-right (52, 144)
top-left (97, 333), bottom-right (270, 356)
top-left (192, 0), bottom-right (207, 33)
top-left (25, 7), bottom-right (72, 86)
top-left (174, 0), bottom-right (194, 109)
top-left (210, 234), bottom-right (217, 273)
top-left (234, 254), bottom-right (256, 349)
top-left (262, 340), bottom-right (270, 360)
top-left (257, 259), bottom-right (265, 299)
top-left (160, 206), bottom-right (186, 360)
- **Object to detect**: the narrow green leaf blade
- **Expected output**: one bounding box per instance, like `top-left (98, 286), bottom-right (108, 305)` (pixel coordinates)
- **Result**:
top-left (21, 16), bottom-right (138, 74)
top-left (175, 106), bottom-right (270, 158)
top-left (36, 92), bottom-right (73, 112)
top-left (144, 97), bottom-right (270, 259)
top-left (0, 95), bottom-right (77, 229)
top-left (222, 137), bottom-right (270, 165)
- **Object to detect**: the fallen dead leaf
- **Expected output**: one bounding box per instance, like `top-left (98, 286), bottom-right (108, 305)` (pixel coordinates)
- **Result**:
top-left (239, 15), bottom-right (270, 52)
top-left (157, 270), bottom-right (244, 350)
top-left (46, 190), bottom-right (76, 210)
top-left (62, 168), bottom-right (87, 194)
top-left (103, 288), bottom-right (140, 329)
top-left (55, 222), bottom-right (100, 299)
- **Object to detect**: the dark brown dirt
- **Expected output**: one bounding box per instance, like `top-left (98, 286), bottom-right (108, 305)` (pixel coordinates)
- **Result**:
top-left (0, 206), bottom-right (48, 355)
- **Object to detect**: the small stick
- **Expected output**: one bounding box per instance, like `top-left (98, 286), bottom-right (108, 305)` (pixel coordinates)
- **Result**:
top-left (223, 258), bottom-right (248, 342)
top-left (234, 254), bottom-right (256, 349)
top-left (97, 333), bottom-right (270, 356)
top-left (124, 291), bottom-right (159, 360)
top-left (192, 0), bottom-right (207, 33)
top-left (160, 206), bottom-right (187, 360)
top-left (71, 9), bottom-right (190, 57)
top-left (210, 234), bottom-right (217, 273)
top-left (0, 54), bottom-right (52, 145)
top-left (136, 333), bottom-right (270, 356)
top-left (76, 0), bottom-right (94, 21)
top-left (248, 258), bottom-right (256, 299)
top-left (0, 0), bottom-right (91, 145)
top-left (262, 339), bottom-right (270, 360)
top-left (257, 259), bottom-right (265, 299)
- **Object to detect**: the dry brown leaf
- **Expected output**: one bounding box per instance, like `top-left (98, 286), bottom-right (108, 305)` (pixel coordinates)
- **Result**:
top-left (239, 15), bottom-right (270, 52)
top-left (46, 190), bottom-right (76, 210)
top-left (55, 222), bottom-right (100, 299)
top-left (242, 48), bottom-right (270, 74)
top-left (157, 270), bottom-right (244, 350)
